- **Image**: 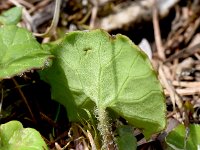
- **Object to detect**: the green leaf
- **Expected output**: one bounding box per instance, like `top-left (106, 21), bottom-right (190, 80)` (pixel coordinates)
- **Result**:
top-left (0, 7), bottom-right (22, 25)
top-left (0, 25), bottom-right (52, 79)
top-left (0, 120), bottom-right (48, 150)
top-left (116, 125), bottom-right (137, 150)
top-left (40, 29), bottom-right (166, 138)
top-left (166, 124), bottom-right (200, 150)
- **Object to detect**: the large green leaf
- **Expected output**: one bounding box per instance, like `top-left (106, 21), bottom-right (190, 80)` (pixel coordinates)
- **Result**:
top-left (0, 120), bottom-right (48, 150)
top-left (166, 124), bottom-right (200, 150)
top-left (0, 7), bottom-right (22, 25)
top-left (40, 29), bottom-right (166, 138)
top-left (0, 25), bottom-right (52, 79)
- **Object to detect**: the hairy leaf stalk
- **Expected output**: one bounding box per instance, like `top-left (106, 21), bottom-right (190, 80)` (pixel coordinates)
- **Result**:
top-left (97, 107), bottom-right (116, 150)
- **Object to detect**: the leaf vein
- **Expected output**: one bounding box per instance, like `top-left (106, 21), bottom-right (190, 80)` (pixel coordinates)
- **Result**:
top-left (103, 45), bottom-right (123, 68)
top-left (98, 39), bottom-right (103, 106)
top-left (115, 53), bottom-right (139, 102)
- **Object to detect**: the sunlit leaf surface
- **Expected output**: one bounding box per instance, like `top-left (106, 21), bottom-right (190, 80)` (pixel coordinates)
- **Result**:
top-left (0, 120), bottom-right (48, 150)
top-left (41, 29), bottom-right (166, 138)
top-left (0, 25), bottom-right (52, 79)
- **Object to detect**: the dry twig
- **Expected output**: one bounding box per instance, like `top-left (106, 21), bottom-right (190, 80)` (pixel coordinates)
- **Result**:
top-left (172, 81), bottom-right (200, 88)
top-left (29, 0), bottom-right (51, 13)
top-left (159, 64), bottom-right (190, 126)
top-left (33, 0), bottom-right (61, 37)
top-left (89, 0), bottom-right (98, 29)
top-left (159, 65), bottom-right (183, 110)
top-left (165, 87), bottom-right (200, 96)
top-left (17, 0), bottom-right (34, 8)
top-left (152, 0), bottom-right (165, 60)
top-left (12, 78), bottom-right (36, 123)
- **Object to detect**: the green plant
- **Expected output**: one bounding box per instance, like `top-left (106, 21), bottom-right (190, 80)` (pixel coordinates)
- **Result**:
top-left (0, 25), bottom-right (52, 79)
top-left (40, 30), bottom-right (166, 148)
top-left (116, 125), bottom-right (137, 150)
top-left (166, 124), bottom-right (200, 150)
top-left (0, 7), bottom-right (22, 25)
top-left (0, 7), bottom-right (50, 150)
top-left (0, 120), bottom-right (48, 150)
top-left (0, 6), bottom-right (166, 149)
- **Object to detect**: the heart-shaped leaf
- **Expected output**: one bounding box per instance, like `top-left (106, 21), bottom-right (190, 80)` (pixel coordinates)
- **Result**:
top-left (40, 29), bottom-right (166, 138)
top-left (0, 120), bottom-right (48, 150)
top-left (0, 25), bottom-right (52, 79)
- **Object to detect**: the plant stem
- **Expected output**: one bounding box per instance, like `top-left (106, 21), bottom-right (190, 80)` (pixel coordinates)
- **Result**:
top-left (97, 107), bottom-right (116, 150)
top-left (33, 0), bottom-right (61, 37)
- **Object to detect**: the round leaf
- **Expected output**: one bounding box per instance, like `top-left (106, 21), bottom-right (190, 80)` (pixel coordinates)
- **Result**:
top-left (41, 29), bottom-right (166, 138)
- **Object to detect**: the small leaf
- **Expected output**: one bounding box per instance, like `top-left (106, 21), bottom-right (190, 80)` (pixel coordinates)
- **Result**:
top-left (40, 29), bottom-right (166, 138)
top-left (116, 125), bottom-right (137, 150)
top-left (0, 120), bottom-right (48, 150)
top-left (0, 25), bottom-right (52, 79)
top-left (166, 124), bottom-right (200, 150)
top-left (0, 7), bottom-right (22, 25)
